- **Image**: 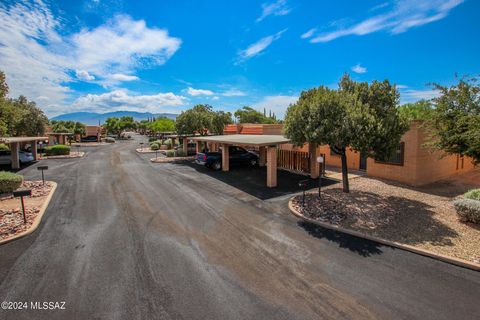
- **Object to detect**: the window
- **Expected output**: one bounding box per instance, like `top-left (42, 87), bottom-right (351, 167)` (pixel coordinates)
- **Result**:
top-left (376, 142), bottom-right (405, 166)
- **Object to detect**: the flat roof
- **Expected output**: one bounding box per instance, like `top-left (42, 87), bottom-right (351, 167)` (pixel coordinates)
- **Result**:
top-left (0, 136), bottom-right (49, 143)
top-left (191, 134), bottom-right (290, 146)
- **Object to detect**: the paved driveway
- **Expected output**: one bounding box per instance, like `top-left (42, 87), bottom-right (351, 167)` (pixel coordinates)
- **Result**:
top-left (0, 137), bottom-right (479, 320)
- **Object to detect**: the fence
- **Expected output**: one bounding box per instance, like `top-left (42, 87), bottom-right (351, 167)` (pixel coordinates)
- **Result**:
top-left (277, 149), bottom-right (310, 174)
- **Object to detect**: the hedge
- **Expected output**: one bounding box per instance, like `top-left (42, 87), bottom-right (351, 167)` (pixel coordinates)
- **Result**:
top-left (0, 143), bottom-right (9, 151)
top-left (464, 189), bottom-right (480, 201)
top-left (45, 144), bottom-right (70, 156)
top-left (0, 171), bottom-right (23, 194)
top-left (453, 198), bottom-right (480, 224)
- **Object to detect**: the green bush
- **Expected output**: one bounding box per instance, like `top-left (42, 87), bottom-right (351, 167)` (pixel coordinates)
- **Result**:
top-left (176, 149), bottom-right (185, 157)
top-left (464, 189), bottom-right (480, 201)
top-left (163, 138), bottom-right (172, 149)
top-left (105, 137), bottom-right (116, 143)
top-left (0, 143), bottom-right (9, 151)
top-left (45, 144), bottom-right (70, 156)
top-left (148, 136), bottom-right (157, 142)
top-left (150, 142), bottom-right (160, 150)
top-left (0, 171), bottom-right (23, 194)
top-left (453, 198), bottom-right (480, 224)
top-left (166, 150), bottom-right (175, 157)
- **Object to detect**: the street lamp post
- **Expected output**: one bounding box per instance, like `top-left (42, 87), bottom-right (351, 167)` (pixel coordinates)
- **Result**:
top-left (317, 155), bottom-right (324, 198)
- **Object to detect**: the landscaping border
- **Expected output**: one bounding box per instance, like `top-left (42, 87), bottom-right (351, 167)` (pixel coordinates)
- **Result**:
top-left (288, 196), bottom-right (480, 271)
top-left (0, 182), bottom-right (57, 245)
top-left (150, 156), bottom-right (195, 163)
top-left (40, 152), bottom-right (85, 159)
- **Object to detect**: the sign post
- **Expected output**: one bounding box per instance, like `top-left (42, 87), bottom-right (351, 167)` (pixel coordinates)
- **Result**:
top-left (37, 165), bottom-right (48, 185)
top-left (13, 189), bottom-right (32, 224)
top-left (316, 156), bottom-right (324, 198)
top-left (298, 179), bottom-right (309, 207)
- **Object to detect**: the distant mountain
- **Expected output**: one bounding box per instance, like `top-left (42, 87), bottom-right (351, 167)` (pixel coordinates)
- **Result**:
top-left (51, 111), bottom-right (178, 125)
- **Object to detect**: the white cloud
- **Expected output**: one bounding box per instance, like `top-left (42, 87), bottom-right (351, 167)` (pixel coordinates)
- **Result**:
top-left (256, 0), bottom-right (291, 22)
top-left (222, 89), bottom-right (247, 97)
top-left (71, 89), bottom-right (187, 113)
top-left (400, 88), bottom-right (440, 103)
top-left (301, 28), bottom-right (317, 39)
top-left (76, 70), bottom-right (95, 81)
top-left (238, 29), bottom-right (287, 61)
top-left (212, 96), bottom-right (220, 100)
top-left (109, 73), bottom-right (139, 81)
top-left (351, 63), bottom-right (367, 74)
top-left (252, 95), bottom-right (298, 119)
top-left (0, 1), bottom-right (181, 115)
top-left (186, 87), bottom-right (214, 96)
top-left (307, 0), bottom-right (463, 43)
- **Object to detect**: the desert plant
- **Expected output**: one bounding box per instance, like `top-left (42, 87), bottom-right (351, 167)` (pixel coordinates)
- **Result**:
top-left (44, 144), bottom-right (70, 156)
top-left (150, 142), bottom-right (160, 150)
top-left (166, 150), bottom-right (175, 157)
top-left (105, 137), bottom-right (116, 143)
top-left (0, 143), bottom-right (9, 151)
top-left (453, 198), bottom-right (480, 224)
top-left (0, 171), bottom-right (23, 194)
top-left (163, 138), bottom-right (172, 149)
top-left (464, 189), bottom-right (480, 201)
top-left (175, 149), bottom-right (185, 157)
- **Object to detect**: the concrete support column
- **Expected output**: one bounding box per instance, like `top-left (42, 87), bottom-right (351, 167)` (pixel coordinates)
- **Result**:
top-left (183, 138), bottom-right (188, 155)
top-left (171, 137), bottom-right (176, 147)
top-left (31, 140), bottom-right (38, 160)
top-left (196, 141), bottom-right (200, 154)
top-left (259, 146), bottom-right (267, 167)
top-left (266, 146), bottom-right (277, 187)
top-left (221, 144), bottom-right (229, 172)
top-left (49, 136), bottom-right (55, 145)
top-left (11, 142), bottom-right (20, 169)
top-left (309, 143), bottom-right (319, 179)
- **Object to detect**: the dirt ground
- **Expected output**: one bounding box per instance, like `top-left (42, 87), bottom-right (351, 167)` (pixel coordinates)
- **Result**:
top-left (292, 169), bottom-right (480, 264)
top-left (0, 181), bottom-right (54, 241)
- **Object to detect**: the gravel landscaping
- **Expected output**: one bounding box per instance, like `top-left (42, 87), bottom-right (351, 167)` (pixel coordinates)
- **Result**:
top-left (150, 156), bottom-right (195, 163)
top-left (292, 175), bottom-right (480, 264)
top-left (0, 181), bottom-right (54, 242)
top-left (40, 151), bottom-right (85, 159)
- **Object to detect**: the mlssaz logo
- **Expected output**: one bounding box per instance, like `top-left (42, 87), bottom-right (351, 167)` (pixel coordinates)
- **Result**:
top-left (30, 301), bottom-right (66, 310)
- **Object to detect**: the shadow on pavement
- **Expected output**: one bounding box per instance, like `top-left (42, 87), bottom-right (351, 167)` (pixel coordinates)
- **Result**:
top-left (298, 221), bottom-right (384, 257)
top-left (177, 160), bottom-right (339, 200)
top-left (0, 161), bottom-right (38, 173)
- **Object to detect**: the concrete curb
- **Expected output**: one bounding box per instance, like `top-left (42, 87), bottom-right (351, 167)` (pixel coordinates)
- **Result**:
top-left (0, 182), bottom-right (57, 246)
top-left (40, 152), bottom-right (85, 160)
top-left (288, 197), bottom-right (480, 272)
top-left (150, 156), bottom-right (195, 163)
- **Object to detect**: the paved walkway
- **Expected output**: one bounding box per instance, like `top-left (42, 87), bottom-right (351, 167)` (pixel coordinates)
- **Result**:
top-left (0, 137), bottom-right (479, 319)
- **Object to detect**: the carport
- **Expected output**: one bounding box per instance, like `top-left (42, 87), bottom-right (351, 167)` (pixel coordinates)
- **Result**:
top-left (191, 134), bottom-right (291, 188)
top-left (0, 136), bottom-right (48, 169)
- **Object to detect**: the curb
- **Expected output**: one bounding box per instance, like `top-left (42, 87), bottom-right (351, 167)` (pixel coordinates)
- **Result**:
top-left (150, 156), bottom-right (195, 163)
top-left (0, 182), bottom-right (57, 246)
top-left (40, 152), bottom-right (85, 160)
top-left (288, 197), bottom-right (480, 272)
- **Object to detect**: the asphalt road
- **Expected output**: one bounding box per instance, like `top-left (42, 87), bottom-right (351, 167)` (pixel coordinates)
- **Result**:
top-left (0, 137), bottom-right (479, 320)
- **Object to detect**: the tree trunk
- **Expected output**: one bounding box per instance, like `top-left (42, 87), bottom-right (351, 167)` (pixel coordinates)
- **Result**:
top-left (340, 150), bottom-right (350, 193)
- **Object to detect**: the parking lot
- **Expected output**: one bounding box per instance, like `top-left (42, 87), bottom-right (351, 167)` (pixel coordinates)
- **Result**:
top-left (0, 137), bottom-right (479, 320)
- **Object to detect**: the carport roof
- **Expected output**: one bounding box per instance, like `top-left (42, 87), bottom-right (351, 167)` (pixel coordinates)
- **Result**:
top-left (191, 134), bottom-right (290, 146)
top-left (0, 136), bottom-right (48, 143)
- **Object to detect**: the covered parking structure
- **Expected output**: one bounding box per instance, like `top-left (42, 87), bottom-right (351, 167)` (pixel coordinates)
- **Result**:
top-left (0, 136), bottom-right (48, 169)
top-left (192, 134), bottom-right (296, 188)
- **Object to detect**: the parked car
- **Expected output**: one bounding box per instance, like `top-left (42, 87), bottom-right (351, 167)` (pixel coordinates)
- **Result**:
top-left (0, 150), bottom-right (34, 165)
top-left (175, 143), bottom-right (196, 155)
top-left (196, 146), bottom-right (259, 170)
top-left (81, 135), bottom-right (98, 142)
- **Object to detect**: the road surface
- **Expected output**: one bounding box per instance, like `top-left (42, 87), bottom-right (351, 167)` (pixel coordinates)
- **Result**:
top-left (0, 137), bottom-right (479, 319)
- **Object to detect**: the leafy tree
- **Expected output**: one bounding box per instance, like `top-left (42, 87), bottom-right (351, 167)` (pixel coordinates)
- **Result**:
top-left (0, 71), bottom-right (8, 99)
top-left (427, 77), bottom-right (480, 163)
top-left (148, 117), bottom-right (175, 134)
top-left (119, 116), bottom-right (136, 131)
top-left (210, 111), bottom-right (232, 135)
top-left (50, 120), bottom-right (86, 139)
top-left (234, 106), bottom-right (277, 124)
top-left (285, 75), bottom-right (408, 193)
top-left (176, 104), bottom-right (212, 136)
top-left (104, 117), bottom-right (122, 137)
top-left (398, 100), bottom-right (434, 120)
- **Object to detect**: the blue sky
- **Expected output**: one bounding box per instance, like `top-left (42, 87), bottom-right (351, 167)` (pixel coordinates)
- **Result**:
top-left (0, 0), bottom-right (478, 118)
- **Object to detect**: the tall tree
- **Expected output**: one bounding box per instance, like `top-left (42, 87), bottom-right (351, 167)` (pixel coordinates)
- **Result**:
top-left (176, 104), bottom-right (213, 136)
top-left (210, 111), bottom-right (232, 135)
top-left (234, 106), bottom-right (277, 124)
top-left (148, 117), bottom-right (175, 134)
top-left (285, 75), bottom-right (408, 193)
top-left (427, 77), bottom-right (480, 163)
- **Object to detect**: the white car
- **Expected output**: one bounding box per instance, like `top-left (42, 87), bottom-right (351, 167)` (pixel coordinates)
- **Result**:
top-left (0, 150), bottom-right (35, 165)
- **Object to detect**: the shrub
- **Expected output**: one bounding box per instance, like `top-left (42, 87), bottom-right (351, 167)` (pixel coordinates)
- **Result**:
top-left (166, 150), bottom-right (175, 157)
top-left (150, 142), bottom-right (160, 150)
top-left (163, 138), bottom-right (172, 149)
top-left (464, 189), bottom-right (480, 201)
top-left (44, 144), bottom-right (70, 156)
top-left (0, 171), bottom-right (23, 194)
top-left (148, 137), bottom-right (157, 142)
top-left (0, 143), bottom-right (9, 151)
top-left (105, 137), bottom-right (116, 143)
top-left (453, 198), bottom-right (480, 224)
top-left (176, 149), bottom-right (185, 157)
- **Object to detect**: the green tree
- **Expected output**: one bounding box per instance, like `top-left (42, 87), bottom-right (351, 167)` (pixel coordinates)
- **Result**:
top-left (285, 75), bottom-right (408, 193)
top-left (398, 100), bottom-right (434, 121)
top-left (148, 117), bottom-right (175, 134)
top-left (176, 104), bottom-right (213, 136)
top-left (104, 117), bottom-right (121, 137)
top-left (427, 77), bottom-right (480, 163)
top-left (234, 106), bottom-right (277, 124)
top-left (50, 120), bottom-right (86, 138)
top-left (210, 111), bottom-right (232, 135)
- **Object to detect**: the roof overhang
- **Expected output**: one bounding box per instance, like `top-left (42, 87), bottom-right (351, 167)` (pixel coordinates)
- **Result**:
top-left (0, 136), bottom-right (49, 143)
top-left (191, 134), bottom-right (290, 147)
